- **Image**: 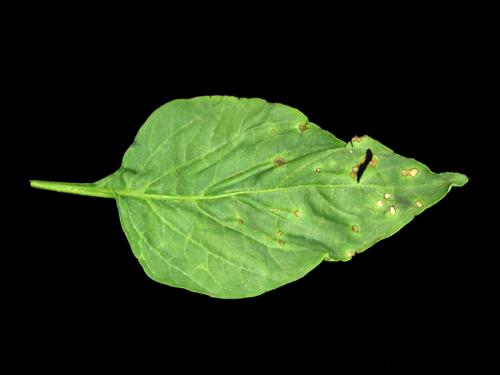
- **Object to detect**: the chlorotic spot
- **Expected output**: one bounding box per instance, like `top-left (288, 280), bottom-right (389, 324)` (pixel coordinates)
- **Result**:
top-left (236, 218), bottom-right (244, 224)
top-left (298, 124), bottom-right (308, 132)
top-left (279, 239), bottom-right (285, 247)
top-left (416, 200), bottom-right (423, 208)
top-left (351, 225), bottom-right (359, 232)
top-left (270, 129), bottom-right (276, 135)
top-left (389, 206), bottom-right (396, 215)
top-left (294, 209), bottom-right (302, 218)
top-left (377, 200), bottom-right (383, 207)
top-left (274, 157), bottom-right (285, 167)
top-left (369, 158), bottom-right (377, 166)
top-left (384, 193), bottom-right (391, 199)
top-left (315, 167), bottom-right (321, 173)
top-left (271, 208), bottom-right (279, 213)
top-left (350, 171), bottom-right (356, 178)
top-left (401, 168), bottom-right (419, 177)
top-left (277, 230), bottom-right (284, 236)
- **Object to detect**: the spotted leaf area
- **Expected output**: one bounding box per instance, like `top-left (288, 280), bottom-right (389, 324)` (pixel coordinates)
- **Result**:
top-left (30, 96), bottom-right (468, 298)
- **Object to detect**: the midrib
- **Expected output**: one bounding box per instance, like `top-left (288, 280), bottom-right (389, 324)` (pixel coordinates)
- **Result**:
top-left (30, 180), bottom-right (380, 201)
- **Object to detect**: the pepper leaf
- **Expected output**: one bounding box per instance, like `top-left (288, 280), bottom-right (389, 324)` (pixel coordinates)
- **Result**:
top-left (31, 96), bottom-right (468, 298)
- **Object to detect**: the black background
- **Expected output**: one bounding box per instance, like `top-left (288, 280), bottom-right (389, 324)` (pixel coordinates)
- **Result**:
top-left (8, 6), bottom-right (488, 371)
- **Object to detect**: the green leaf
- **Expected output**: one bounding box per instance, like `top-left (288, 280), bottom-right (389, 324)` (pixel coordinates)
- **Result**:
top-left (30, 96), bottom-right (468, 298)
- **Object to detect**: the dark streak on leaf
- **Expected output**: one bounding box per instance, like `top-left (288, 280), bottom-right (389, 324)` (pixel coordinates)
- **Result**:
top-left (357, 149), bottom-right (373, 182)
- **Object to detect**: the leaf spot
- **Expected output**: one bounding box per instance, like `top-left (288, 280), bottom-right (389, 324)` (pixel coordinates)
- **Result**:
top-left (271, 208), bottom-right (279, 213)
top-left (352, 166), bottom-right (359, 173)
top-left (389, 206), bottom-right (397, 215)
top-left (401, 168), bottom-right (418, 177)
top-left (293, 209), bottom-right (301, 218)
top-left (270, 129), bottom-right (276, 135)
top-left (384, 193), bottom-right (391, 199)
top-left (351, 135), bottom-right (365, 142)
top-left (236, 218), bottom-right (244, 224)
top-left (369, 158), bottom-right (377, 167)
top-left (376, 199), bottom-right (383, 207)
top-left (298, 124), bottom-right (308, 132)
top-left (279, 239), bottom-right (285, 247)
top-left (277, 230), bottom-right (284, 236)
top-left (315, 167), bottom-right (321, 173)
top-left (351, 225), bottom-right (359, 232)
top-left (416, 200), bottom-right (423, 208)
top-left (274, 157), bottom-right (285, 167)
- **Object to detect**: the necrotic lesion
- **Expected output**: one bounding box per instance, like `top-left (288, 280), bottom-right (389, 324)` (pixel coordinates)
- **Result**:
top-left (356, 149), bottom-right (373, 182)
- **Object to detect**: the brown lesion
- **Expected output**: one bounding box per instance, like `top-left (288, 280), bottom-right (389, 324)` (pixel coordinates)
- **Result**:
top-left (351, 135), bottom-right (366, 142)
top-left (278, 239), bottom-right (285, 247)
top-left (274, 157), bottom-right (285, 167)
top-left (298, 123), bottom-right (308, 132)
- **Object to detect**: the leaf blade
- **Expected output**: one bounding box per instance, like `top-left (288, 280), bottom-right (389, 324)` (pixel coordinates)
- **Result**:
top-left (31, 96), bottom-right (468, 298)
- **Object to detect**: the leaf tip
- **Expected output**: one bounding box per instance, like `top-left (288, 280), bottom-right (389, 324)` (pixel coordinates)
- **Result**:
top-left (446, 172), bottom-right (469, 188)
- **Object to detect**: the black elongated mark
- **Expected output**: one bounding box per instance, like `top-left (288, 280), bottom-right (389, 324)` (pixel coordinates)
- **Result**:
top-left (357, 149), bottom-right (373, 182)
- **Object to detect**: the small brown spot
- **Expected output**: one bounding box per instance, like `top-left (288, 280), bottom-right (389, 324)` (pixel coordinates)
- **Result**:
top-left (352, 166), bottom-right (359, 173)
top-left (274, 157), bottom-right (285, 167)
top-left (389, 206), bottom-right (396, 215)
top-left (277, 230), bottom-right (284, 236)
top-left (352, 135), bottom-right (364, 142)
top-left (293, 209), bottom-right (301, 218)
top-left (298, 124), bottom-right (308, 132)
top-left (351, 225), bottom-right (359, 232)
top-left (376, 200), bottom-right (383, 207)
top-left (410, 168), bottom-right (419, 177)
top-left (236, 218), bottom-right (244, 224)
top-left (416, 200), bottom-right (423, 208)
top-left (350, 171), bottom-right (356, 178)
top-left (384, 193), bottom-right (391, 199)
top-left (279, 239), bottom-right (285, 247)
top-left (369, 158), bottom-right (378, 167)
top-left (315, 167), bottom-right (321, 173)
top-left (401, 169), bottom-right (410, 176)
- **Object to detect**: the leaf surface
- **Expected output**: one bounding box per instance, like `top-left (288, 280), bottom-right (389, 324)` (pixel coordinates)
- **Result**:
top-left (31, 96), bottom-right (468, 298)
